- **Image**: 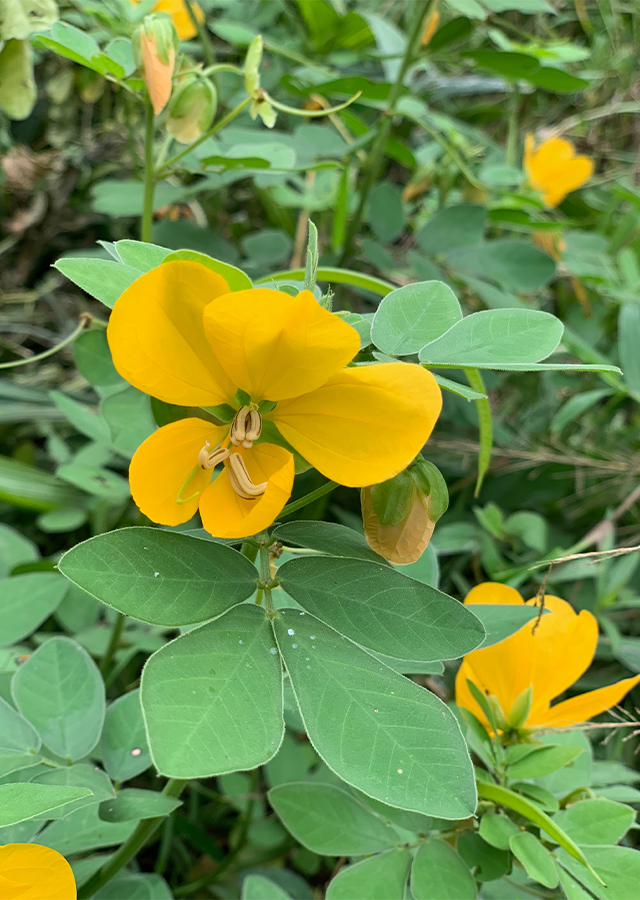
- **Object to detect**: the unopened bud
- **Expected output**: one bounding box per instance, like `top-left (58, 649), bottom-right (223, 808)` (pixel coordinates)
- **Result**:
top-left (133, 14), bottom-right (179, 114)
top-left (362, 457), bottom-right (448, 565)
top-left (167, 74), bottom-right (217, 142)
top-left (244, 35), bottom-right (263, 96)
top-left (0, 40), bottom-right (36, 121)
top-left (421, 8), bottom-right (440, 46)
top-left (506, 685), bottom-right (533, 732)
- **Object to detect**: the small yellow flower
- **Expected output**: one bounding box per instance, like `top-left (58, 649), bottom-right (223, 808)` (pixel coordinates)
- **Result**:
top-left (456, 582), bottom-right (640, 731)
top-left (524, 134), bottom-right (594, 208)
top-left (107, 261), bottom-right (442, 539)
top-left (130, 0), bottom-right (204, 41)
top-left (0, 844), bottom-right (76, 899)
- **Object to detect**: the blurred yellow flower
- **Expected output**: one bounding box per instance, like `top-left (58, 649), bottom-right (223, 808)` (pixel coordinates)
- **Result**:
top-left (0, 844), bottom-right (76, 899)
top-left (524, 134), bottom-right (593, 208)
top-left (130, 0), bottom-right (204, 42)
top-left (107, 261), bottom-right (442, 539)
top-left (456, 582), bottom-right (640, 731)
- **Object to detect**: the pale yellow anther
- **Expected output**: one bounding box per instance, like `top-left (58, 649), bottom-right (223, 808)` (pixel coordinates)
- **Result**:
top-left (230, 405), bottom-right (262, 448)
top-left (226, 452), bottom-right (267, 500)
top-left (198, 440), bottom-right (230, 470)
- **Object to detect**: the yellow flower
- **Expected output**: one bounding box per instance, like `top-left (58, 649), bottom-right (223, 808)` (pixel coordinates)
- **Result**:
top-left (455, 582), bottom-right (640, 731)
top-left (524, 134), bottom-right (594, 208)
top-left (107, 261), bottom-right (442, 539)
top-left (0, 844), bottom-right (76, 899)
top-left (130, 0), bottom-right (204, 41)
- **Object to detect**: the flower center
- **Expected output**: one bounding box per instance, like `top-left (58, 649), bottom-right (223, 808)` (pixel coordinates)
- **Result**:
top-left (197, 405), bottom-right (267, 501)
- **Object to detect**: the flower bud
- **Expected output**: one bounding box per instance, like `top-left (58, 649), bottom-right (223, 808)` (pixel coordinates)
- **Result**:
top-left (361, 457), bottom-right (449, 565)
top-left (167, 74), bottom-right (217, 143)
top-left (0, 40), bottom-right (36, 121)
top-left (132, 14), bottom-right (179, 114)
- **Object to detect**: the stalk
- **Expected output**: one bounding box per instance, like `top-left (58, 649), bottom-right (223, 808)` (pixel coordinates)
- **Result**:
top-left (141, 99), bottom-right (156, 243)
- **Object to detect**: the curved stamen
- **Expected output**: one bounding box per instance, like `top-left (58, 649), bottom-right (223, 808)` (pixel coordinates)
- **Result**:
top-left (230, 405), bottom-right (262, 448)
top-left (198, 440), bottom-right (231, 470)
top-left (226, 452), bottom-right (267, 500)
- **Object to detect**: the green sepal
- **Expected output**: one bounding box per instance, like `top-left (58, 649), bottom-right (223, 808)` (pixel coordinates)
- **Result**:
top-left (244, 34), bottom-right (262, 96)
top-left (370, 470), bottom-right (415, 526)
top-left (202, 403), bottom-right (236, 423)
top-left (234, 389), bottom-right (251, 408)
top-left (258, 400), bottom-right (277, 414)
top-left (466, 679), bottom-right (506, 733)
top-left (410, 457), bottom-right (449, 522)
top-left (505, 685), bottom-right (533, 731)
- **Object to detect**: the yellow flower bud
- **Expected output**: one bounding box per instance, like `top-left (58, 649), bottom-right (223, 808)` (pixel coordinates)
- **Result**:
top-left (361, 458), bottom-right (448, 565)
top-left (167, 74), bottom-right (217, 143)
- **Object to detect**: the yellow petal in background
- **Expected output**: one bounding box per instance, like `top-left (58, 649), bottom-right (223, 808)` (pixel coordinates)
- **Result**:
top-left (0, 844), bottom-right (76, 900)
top-left (129, 418), bottom-right (226, 526)
top-left (203, 288), bottom-right (360, 402)
top-left (199, 443), bottom-right (294, 539)
top-left (108, 261), bottom-right (234, 407)
top-left (274, 363), bottom-right (442, 486)
top-left (464, 583), bottom-right (524, 606)
top-left (532, 674), bottom-right (640, 728)
top-left (155, 0), bottom-right (203, 40)
top-left (524, 135), bottom-right (593, 208)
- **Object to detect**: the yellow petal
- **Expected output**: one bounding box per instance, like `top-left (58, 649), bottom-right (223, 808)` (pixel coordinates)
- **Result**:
top-left (202, 288), bottom-right (360, 402)
top-left (199, 443), bottom-right (294, 539)
top-left (141, 33), bottom-right (174, 115)
top-left (531, 675), bottom-right (640, 729)
top-left (154, 0), bottom-right (203, 40)
top-left (540, 158), bottom-right (594, 207)
top-left (129, 418), bottom-right (226, 526)
top-left (526, 596), bottom-right (598, 717)
top-left (108, 261), bottom-right (235, 406)
top-left (0, 844), bottom-right (76, 900)
top-left (464, 583), bottom-right (523, 606)
top-left (273, 363), bottom-right (442, 486)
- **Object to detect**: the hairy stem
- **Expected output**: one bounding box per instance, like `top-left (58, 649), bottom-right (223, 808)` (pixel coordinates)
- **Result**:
top-left (141, 99), bottom-right (156, 243)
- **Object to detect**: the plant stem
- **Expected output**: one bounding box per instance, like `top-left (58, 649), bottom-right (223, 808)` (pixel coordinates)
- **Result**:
top-left (259, 541), bottom-right (275, 618)
top-left (141, 99), bottom-right (156, 243)
top-left (99, 612), bottom-right (126, 677)
top-left (77, 779), bottom-right (187, 898)
top-left (0, 314), bottom-right (91, 369)
top-left (279, 480), bottom-right (338, 517)
top-left (338, 0), bottom-right (432, 265)
top-left (505, 82), bottom-right (520, 167)
top-left (184, 0), bottom-right (215, 67)
top-left (158, 96), bottom-right (252, 175)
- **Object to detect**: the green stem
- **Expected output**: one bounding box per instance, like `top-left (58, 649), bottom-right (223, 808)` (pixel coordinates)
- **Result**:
top-left (77, 779), bottom-right (187, 898)
top-left (158, 96), bottom-right (252, 175)
top-left (338, 0), bottom-right (432, 265)
top-left (141, 99), bottom-right (156, 243)
top-left (99, 612), bottom-right (126, 677)
top-left (464, 368), bottom-right (492, 498)
top-left (505, 83), bottom-right (520, 167)
top-left (0, 314), bottom-right (90, 369)
top-left (184, 0), bottom-right (215, 67)
top-left (279, 480), bottom-right (338, 517)
top-left (259, 541), bottom-right (275, 618)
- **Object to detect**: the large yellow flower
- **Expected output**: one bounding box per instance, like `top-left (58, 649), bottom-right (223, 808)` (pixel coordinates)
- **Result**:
top-left (107, 261), bottom-right (442, 539)
top-left (0, 844), bottom-right (75, 899)
top-left (455, 582), bottom-right (640, 730)
top-left (524, 134), bottom-right (593, 208)
top-left (129, 0), bottom-right (204, 41)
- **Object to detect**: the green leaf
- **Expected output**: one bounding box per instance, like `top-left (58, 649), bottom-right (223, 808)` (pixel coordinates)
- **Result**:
top-left (528, 66), bottom-right (589, 93)
top-left (54, 258), bottom-right (141, 308)
top-left (507, 744), bottom-right (584, 779)
top-left (0, 455), bottom-right (88, 511)
top-left (33, 22), bottom-right (125, 78)
top-left (101, 690), bottom-right (151, 783)
top-left (0, 522), bottom-right (39, 577)
top-left (471, 604), bottom-right (545, 649)
top-left (99, 789), bottom-right (182, 823)
top-left (457, 831), bottom-right (510, 882)
top-left (0, 696), bottom-right (40, 753)
top-left (91, 180), bottom-right (189, 217)
top-left (510, 832), bottom-right (558, 889)
top-left (274, 610), bottom-right (476, 819)
top-left (419, 309), bottom-right (563, 367)
top-left (411, 839), bottom-right (477, 899)
top-left (141, 605), bottom-right (283, 777)
top-left (37, 508), bottom-right (88, 534)
top-left (163, 249), bottom-right (252, 291)
top-left (372, 281), bottom-right (462, 356)
top-left (0, 783), bottom-right (93, 827)
top-left (479, 813), bottom-right (520, 850)
top-left (326, 848), bottom-right (411, 900)
top-left (417, 205), bottom-right (487, 255)
top-left (367, 182), bottom-right (405, 243)
top-left (32, 764), bottom-right (115, 818)
top-left (268, 782), bottom-right (398, 855)
top-left (114, 240), bottom-right (171, 272)
top-left (58, 527), bottom-right (258, 626)
top-left (37, 803), bottom-right (136, 857)
top-left (618, 304), bottom-right (640, 398)
top-left (272, 520), bottom-right (388, 565)
top-left (101, 388), bottom-right (156, 457)
top-left (552, 798), bottom-right (635, 846)
top-left (476, 781), bottom-right (601, 882)
top-left (0, 752), bottom-right (43, 779)
top-left (12, 637), bottom-right (105, 760)
top-left (479, 240), bottom-right (555, 292)
top-left (433, 375), bottom-right (486, 401)
top-left (242, 875), bottom-right (291, 900)
top-left (482, 0), bottom-right (554, 10)
top-left (277, 557), bottom-right (485, 660)
top-left (550, 389), bottom-right (612, 435)
top-left (94, 874), bottom-right (173, 900)
top-left (50, 391), bottom-right (111, 444)
top-left (254, 267), bottom-right (394, 297)
top-left (73, 330), bottom-right (122, 387)
top-left (555, 845), bottom-right (640, 900)
top-left (0, 572), bottom-right (68, 643)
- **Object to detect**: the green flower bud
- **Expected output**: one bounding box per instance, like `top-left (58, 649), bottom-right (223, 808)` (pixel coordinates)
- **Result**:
top-left (167, 74), bottom-right (217, 143)
top-left (132, 13), bottom-right (179, 69)
top-left (244, 34), bottom-right (263, 96)
top-left (0, 39), bottom-right (36, 120)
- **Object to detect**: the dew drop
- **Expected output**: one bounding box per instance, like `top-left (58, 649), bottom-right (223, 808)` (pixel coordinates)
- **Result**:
top-left (306, 665), bottom-right (311, 670)
top-left (269, 647), bottom-right (278, 655)
top-left (397, 768), bottom-right (403, 774)
top-left (311, 645), bottom-right (316, 649)
top-left (299, 611), bottom-right (305, 615)
top-left (153, 572), bottom-right (159, 578)
top-left (374, 708), bottom-right (379, 713)
top-left (292, 643), bottom-right (298, 649)
top-left (287, 628), bottom-right (295, 636)
top-left (305, 657), bottom-right (310, 661)
top-left (131, 748), bottom-right (142, 757)
top-left (309, 635), bottom-right (316, 640)
top-left (238, 639), bottom-right (244, 644)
